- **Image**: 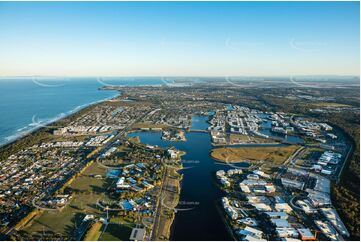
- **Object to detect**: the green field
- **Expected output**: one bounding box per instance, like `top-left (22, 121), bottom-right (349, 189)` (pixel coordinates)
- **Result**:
top-left (211, 145), bottom-right (300, 165)
top-left (83, 222), bottom-right (103, 241)
top-left (99, 223), bottom-right (133, 241)
top-left (23, 162), bottom-right (113, 238)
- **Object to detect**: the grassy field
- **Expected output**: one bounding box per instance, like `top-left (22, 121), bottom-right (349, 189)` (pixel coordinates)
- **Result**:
top-left (313, 102), bottom-right (351, 108)
top-left (229, 134), bottom-right (276, 144)
top-left (211, 145), bottom-right (300, 164)
top-left (99, 223), bottom-right (132, 241)
top-left (22, 162), bottom-right (112, 238)
top-left (83, 222), bottom-right (103, 241)
top-left (295, 147), bottom-right (322, 166)
top-left (153, 166), bottom-right (180, 240)
top-left (131, 122), bottom-right (169, 130)
top-left (229, 134), bottom-right (250, 143)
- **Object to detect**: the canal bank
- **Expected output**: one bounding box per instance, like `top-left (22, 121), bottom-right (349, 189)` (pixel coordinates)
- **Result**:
top-left (127, 115), bottom-right (295, 240)
top-left (128, 131), bottom-right (235, 240)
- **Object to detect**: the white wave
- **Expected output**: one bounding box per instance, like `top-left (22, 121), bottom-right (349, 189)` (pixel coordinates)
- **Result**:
top-left (1, 93), bottom-right (120, 148)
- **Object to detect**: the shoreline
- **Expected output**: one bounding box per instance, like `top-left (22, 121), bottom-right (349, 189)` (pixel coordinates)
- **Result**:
top-left (0, 92), bottom-right (120, 150)
top-left (2, 93), bottom-right (180, 240)
top-left (209, 150), bottom-right (252, 165)
top-left (155, 148), bottom-right (186, 240)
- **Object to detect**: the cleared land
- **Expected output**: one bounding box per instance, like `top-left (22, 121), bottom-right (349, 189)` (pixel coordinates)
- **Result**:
top-left (313, 102), bottom-right (351, 108)
top-left (211, 145), bottom-right (300, 164)
top-left (131, 123), bottom-right (169, 129)
top-left (229, 134), bottom-right (277, 144)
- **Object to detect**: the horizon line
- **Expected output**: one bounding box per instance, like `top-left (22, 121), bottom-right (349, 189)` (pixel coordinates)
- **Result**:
top-left (0, 74), bottom-right (359, 79)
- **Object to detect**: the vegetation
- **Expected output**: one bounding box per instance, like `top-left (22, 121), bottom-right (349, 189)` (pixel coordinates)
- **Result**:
top-left (253, 87), bottom-right (360, 239)
top-left (0, 100), bottom-right (102, 163)
top-left (313, 102), bottom-right (351, 108)
top-left (0, 129), bottom-right (53, 162)
top-left (229, 134), bottom-right (277, 144)
top-left (211, 145), bottom-right (300, 164)
top-left (99, 223), bottom-right (132, 241)
top-left (326, 112), bottom-right (360, 240)
top-left (131, 122), bottom-right (169, 129)
top-left (14, 209), bottom-right (42, 230)
top-left (83, 222), bottom-right (103, 241)
top-left (23, 162), bottom-right (111, 237)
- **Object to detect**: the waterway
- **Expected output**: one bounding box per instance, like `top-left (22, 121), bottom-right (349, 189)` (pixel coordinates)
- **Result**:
top-left (128, 131), bottom-right (236, 240)
top-left (127, 115), bottom-right (304, 240)
top-left (190, 115), bottom-right (210, 131)
top-left (128, 115), bottom-right (249, 240)
top-left (258, 113), bottom-right (304, 144)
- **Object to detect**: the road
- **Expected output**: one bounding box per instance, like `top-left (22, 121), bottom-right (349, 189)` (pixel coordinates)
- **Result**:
top-left (96, 109), bottom-right (158, 155)
top-left (274, 146), bottom-right (305, 180)
top-left (336, 143), bottom-right (353, 183)
top-left (150, 164), bottom-right (168, 240)
top-left (2, 108), bottom-right (158, 239)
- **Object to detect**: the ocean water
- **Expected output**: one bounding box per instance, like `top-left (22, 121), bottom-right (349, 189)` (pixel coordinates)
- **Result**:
top-left (0, 77), bottom-right (163, 147)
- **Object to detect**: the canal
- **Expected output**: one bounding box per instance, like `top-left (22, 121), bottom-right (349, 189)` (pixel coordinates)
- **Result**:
top-left (128, 115), bottom-right (239, 240)
top-left (127, 115), bottom-right (302, 240)
top-left (127, 130), bottom-right (236, 240)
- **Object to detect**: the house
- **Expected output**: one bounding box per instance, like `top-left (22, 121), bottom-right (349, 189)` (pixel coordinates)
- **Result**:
top-left (216, 170), bottom-right (225, 178)
top-left (237, 218), bottom-right (258, 227)
top-left (225, 206), bottom-right (238, 220)
top-left (116, 177), bottom-right (130, 189)
top-left (167, 149), bottom-right (178, 159)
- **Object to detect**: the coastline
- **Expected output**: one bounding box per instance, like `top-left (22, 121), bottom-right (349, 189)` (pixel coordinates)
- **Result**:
top-left (2, 90), bottom-right (184, 241)
top-left (2, 91), bottom-right (180, 240)
top-left (0, 92), bottom-right (120, 150)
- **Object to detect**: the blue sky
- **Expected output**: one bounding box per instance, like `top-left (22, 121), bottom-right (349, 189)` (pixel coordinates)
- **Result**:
top-left (0, 1), bottom-right (359, 76)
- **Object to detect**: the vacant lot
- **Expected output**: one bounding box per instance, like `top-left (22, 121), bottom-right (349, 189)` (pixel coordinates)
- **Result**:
top-left (131, 122), bottom-right (169, 130)
top-left (211, 145), bottom-right (300, 165)
top-left (313, 102), bottom-right (351, 108)
top-left (229, 134), bottom-right (276, 144)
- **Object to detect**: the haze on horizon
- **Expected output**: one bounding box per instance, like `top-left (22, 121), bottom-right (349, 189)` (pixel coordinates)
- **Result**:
top-left (0, 1), bottom-right (359, 77)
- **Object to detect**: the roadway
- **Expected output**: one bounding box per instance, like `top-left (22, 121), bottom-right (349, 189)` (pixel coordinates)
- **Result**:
top-left (1, 108), bottom-right (158, 239)
top-left (150, 164), bottom-right (168, 240)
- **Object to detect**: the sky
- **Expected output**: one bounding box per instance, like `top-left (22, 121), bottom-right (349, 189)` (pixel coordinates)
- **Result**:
top-left (0, 1), bottom-right (359, 77)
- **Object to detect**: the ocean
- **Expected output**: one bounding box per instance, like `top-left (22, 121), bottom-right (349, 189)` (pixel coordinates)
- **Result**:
top-left (0, 77), bottom-right (163, 147)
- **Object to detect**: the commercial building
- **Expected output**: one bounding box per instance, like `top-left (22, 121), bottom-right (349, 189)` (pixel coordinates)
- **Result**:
top-left (320, 207), bottom-right (350, 237)
top-left (296, 228), bottom-right (315, 241)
